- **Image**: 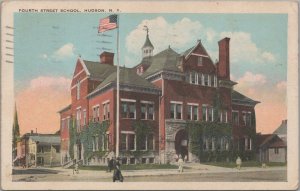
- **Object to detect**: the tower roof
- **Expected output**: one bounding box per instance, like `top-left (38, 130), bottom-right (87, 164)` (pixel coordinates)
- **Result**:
top-left (142, 34), bottom-right (154, 49)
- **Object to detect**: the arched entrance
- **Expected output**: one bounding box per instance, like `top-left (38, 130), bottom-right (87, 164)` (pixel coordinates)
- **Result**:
top-left (175, 129), bottom-right (188, 160)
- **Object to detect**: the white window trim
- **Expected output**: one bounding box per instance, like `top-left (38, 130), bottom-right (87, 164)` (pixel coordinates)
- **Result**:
top-left (102, 100), bottom-right (110, 104)
top-left (76, 106), bottom-right (82, 110)
top-left (187, 103), bottom-right (199, 106)
top-left (121, 131), bottom-right (135, 134)
top-left (141, 100), bottom-right (154, 104)
top-left (170, 101), bottom-right (183, 104)
top-left (191, 53), bottom-right (209, 58)
top-left (121, 98), bottom-right (136, 102)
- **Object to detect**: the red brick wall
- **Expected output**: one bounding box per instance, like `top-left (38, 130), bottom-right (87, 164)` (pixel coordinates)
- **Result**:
top-left (218, 38), bottom-right (230, 80)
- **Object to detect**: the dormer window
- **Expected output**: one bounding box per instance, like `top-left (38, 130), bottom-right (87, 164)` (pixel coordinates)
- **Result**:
top-left (197, 56), bottom-right (203, 66)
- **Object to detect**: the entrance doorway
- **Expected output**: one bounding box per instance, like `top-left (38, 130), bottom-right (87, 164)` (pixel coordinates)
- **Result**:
top-left (175, 129), bottom-right (188, 160)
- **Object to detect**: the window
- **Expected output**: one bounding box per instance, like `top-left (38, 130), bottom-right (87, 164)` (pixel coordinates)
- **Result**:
top-left (197, 56), bottom-right (203, 66)
top-left (219, 110), bottom-right (228, 123)
top-left (121, 101), bottom-right (136, 119)
top-left (147, 134), bottom-right (154, 151)
top-left (244, 137), bottom-right (252, 150)
top-left (93, 105), bottom-right (100, 122)
top-left (76, 81), bottom-right (80, 100)
top-left (141, 101), bottom-right (154, 120)
top-left (103, 102), bottom-right (110, 120)
top-left (198, 73), bottom-right (202, 85)
top-left (242, 112), bottom-right (251, 126)
top-left (76, 108), bottom-right (81, 131)
top-left (121, 132), bottom-right (136, 151)
top-left (140, 134), bottom-right (147, 150)
top-left (190, 72), bottom-right (197, 84)
top-left (274, 148), bottom-right (279, 154)
top-left (202, 105), bottom-right (213, 122)
top-left (130, 158), bottom-right (136, 164)
top-left (213, 75), bottom-right (218, 87)
top-left (204, 74), bottom-right (209, 86)
top-left (187, 104), bottom-right (198, 121)
top-left (170, 102), bottom-right (182, 120)
top-left (202, 106), bottom-right (207, 121)
top-left (83, 110), bottom-right (87, 125)
top-left (122, 158), bottom-right (127, 165)
top-left (208, 107), bottom-right (213, 121)
top-left (149, 157), bottom-right (154, 164)
top-left (141, 158), bottom-right (147, 164)
top-left (232, 111), bottom-right (239, 125)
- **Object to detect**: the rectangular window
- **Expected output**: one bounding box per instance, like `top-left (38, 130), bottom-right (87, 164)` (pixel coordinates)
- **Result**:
top-left (197, 56), bottom-right (203, 66)
top-left (187, 104), bottom-right (198, 121)
top-left (147, 134), bottom-right (154, 151)
top-left (204, 74), bottom-right (209, 86)
top-left (214, 75), bottom-right (218, 87)
top-left (121, 134), bottom-right (127, 151)
top-left (274, 148), bottom-right (279, 154)
top-left (76, 109), bottom-right (81, 131)
top-left (242, 112), bottom-right (252, 126)
top-left (232, 111), bottom-right (239, 125)
top-left (128, 134), bottom-right (135, 150)
top-left (170, 102), bottom-right (182, 120)
top-left (202, 106), bottom-right (207, 121)
top-left (121, 101), bottom-right (136, 119)
top-left (198, 73), bottom-right (202, 85)
top-left (141, 102), bottom-right (154, 120)
top-left (140, 134), bottom-right (147, 150)
top-left (149, 158), bottom-right (154, 164)
top-left (208, 75), bottom-right (212, 86)
top-left (76, 81), bottom-right (80, 100)
top-left (176, 104), bottom-right (182, 119)
top-left (103, 102), bottom-right (110, 120)
top-left (208, 107), bottom-right (213, 122)
top-left (190, 72), bottom-right (196, 84)
top-left (130, 158), bottom-right (136, 164)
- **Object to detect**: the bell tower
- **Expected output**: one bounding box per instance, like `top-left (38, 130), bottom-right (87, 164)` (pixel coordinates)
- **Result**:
top-left (142, 26), bottom-right (154, 58)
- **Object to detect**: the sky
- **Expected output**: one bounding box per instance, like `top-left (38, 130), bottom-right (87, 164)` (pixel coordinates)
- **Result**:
top-left (14, 13), bottom-right (287, 135)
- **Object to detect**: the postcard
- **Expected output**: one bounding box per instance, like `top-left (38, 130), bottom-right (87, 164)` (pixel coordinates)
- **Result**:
top-left (1, 0), bottom-right (298, 190)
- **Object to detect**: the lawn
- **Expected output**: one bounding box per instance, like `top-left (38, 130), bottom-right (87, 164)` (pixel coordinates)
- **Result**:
top-left (203, 161), bottom-right (287, 168)
top-left (77, 164), bottom-right (178, 171)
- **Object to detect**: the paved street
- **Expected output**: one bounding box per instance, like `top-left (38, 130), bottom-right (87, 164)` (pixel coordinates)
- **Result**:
top-left (12, 164), bottom-right (287, 182)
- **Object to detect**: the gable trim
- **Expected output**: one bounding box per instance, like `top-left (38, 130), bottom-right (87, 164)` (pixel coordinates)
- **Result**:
top-left (79, 58), bottom-right (90, 76)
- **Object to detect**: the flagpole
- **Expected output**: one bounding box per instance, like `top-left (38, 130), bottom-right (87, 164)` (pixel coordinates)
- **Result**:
top-left (116, 14), bottom-right (120, 158)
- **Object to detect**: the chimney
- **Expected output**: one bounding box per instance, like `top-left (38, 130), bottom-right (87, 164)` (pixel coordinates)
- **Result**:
top-left (100, 51), bottom-right (114, 65)
top-left (218, 37), bottom-right (230, 80)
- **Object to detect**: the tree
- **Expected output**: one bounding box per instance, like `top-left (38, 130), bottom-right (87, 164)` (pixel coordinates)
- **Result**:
top-left (12, 104), bottom-right (20, 156)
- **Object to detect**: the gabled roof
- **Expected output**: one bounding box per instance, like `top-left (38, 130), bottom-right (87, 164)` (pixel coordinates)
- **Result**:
top-left (256, 134), bottom-right (286, 148)
top-left (88, 67), bottom-right (160, 97)
top-left (273, 120), bottom-right (287, 135)
top-left (142, 47), bottom-right (181, 78)
top-left (82, 60), bottom-right (116, 80)
top-left (142, 34), bottom-right (154, 49)
top-left (232, 90), bottom-right (260, 106)
top-left (181, 40), bottom-right (213, 63)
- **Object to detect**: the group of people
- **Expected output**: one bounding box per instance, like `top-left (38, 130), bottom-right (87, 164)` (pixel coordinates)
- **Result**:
top-left (107, 157), bottom-right (124, 182)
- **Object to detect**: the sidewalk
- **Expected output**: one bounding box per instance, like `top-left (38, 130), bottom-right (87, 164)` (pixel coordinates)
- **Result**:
top-left (49, 163), bottom-right (286, 179)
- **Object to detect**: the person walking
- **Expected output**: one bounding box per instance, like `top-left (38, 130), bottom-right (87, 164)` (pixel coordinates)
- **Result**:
top-left (178, 155), bottom-right (184, 173)
top-left (236, 156), bottom-right (242, 170)
top-left (107, 158), bottom-right (113, 172)
top-left (113, 157), bottom-right (124, 182)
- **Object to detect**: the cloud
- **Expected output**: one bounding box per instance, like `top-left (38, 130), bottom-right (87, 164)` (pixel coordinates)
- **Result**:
top-left (53, 43), bottom-right (75, 59)
top-left (237, 72), bottom-right (267, 86)
top-left (219, 32), bottom-right (276, 65)
top-left (125, 17), bottom-right (209, 66)
top-left (16, 76), bottom-right (71, 135)
top-left (276, 81), bottom-right (287, 91)
top-left (40, 54), bottom-right (48, 59)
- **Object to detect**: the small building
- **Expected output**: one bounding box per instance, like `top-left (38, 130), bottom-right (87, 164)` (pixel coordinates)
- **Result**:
top-left (273, 119), bottom-right (287, 143)
top-left (256, 133), bottom-right (287, 163)
top-left (16, 132), bottom-right (61, 167)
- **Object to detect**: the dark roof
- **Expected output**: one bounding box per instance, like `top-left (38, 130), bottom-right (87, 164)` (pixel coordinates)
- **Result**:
top-left (257, 134), bottom-right (274, 147)
top-left (89, 67), bottom-right (160, 95)
top-left (58, 104), bottom-right (71, 113)
top-left (142, 47), bottom-right (181, 77)
top-left (180, 47), bottom-right (193, 57)
top-left (269, 139), bottom-right (286, 148)
top-left (273, 120), bottom-right (287, 135)
top-left (232, 90), bottom-right (260, 106)
top-left (83, 60), bottom-right (116, 80)
top-left (134, 57), bottom-right (153, 69)
top-left (142, 34), bottom-right (154, 49)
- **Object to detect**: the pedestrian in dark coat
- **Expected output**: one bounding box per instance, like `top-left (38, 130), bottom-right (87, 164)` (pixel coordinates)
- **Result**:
top-left (107, 158), bottom-right (114, 172)
top-left (113, 158), bottom-right (123, 182)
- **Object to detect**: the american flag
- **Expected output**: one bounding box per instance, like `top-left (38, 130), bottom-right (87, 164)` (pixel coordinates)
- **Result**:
top-left (98, 14), bottom-right (118, 33)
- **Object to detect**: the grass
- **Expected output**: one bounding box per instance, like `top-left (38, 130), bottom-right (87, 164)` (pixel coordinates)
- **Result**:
top-left (77, 164), bottom-right (178, 171)
top-left (203, 161), bottom-right (287, 168)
